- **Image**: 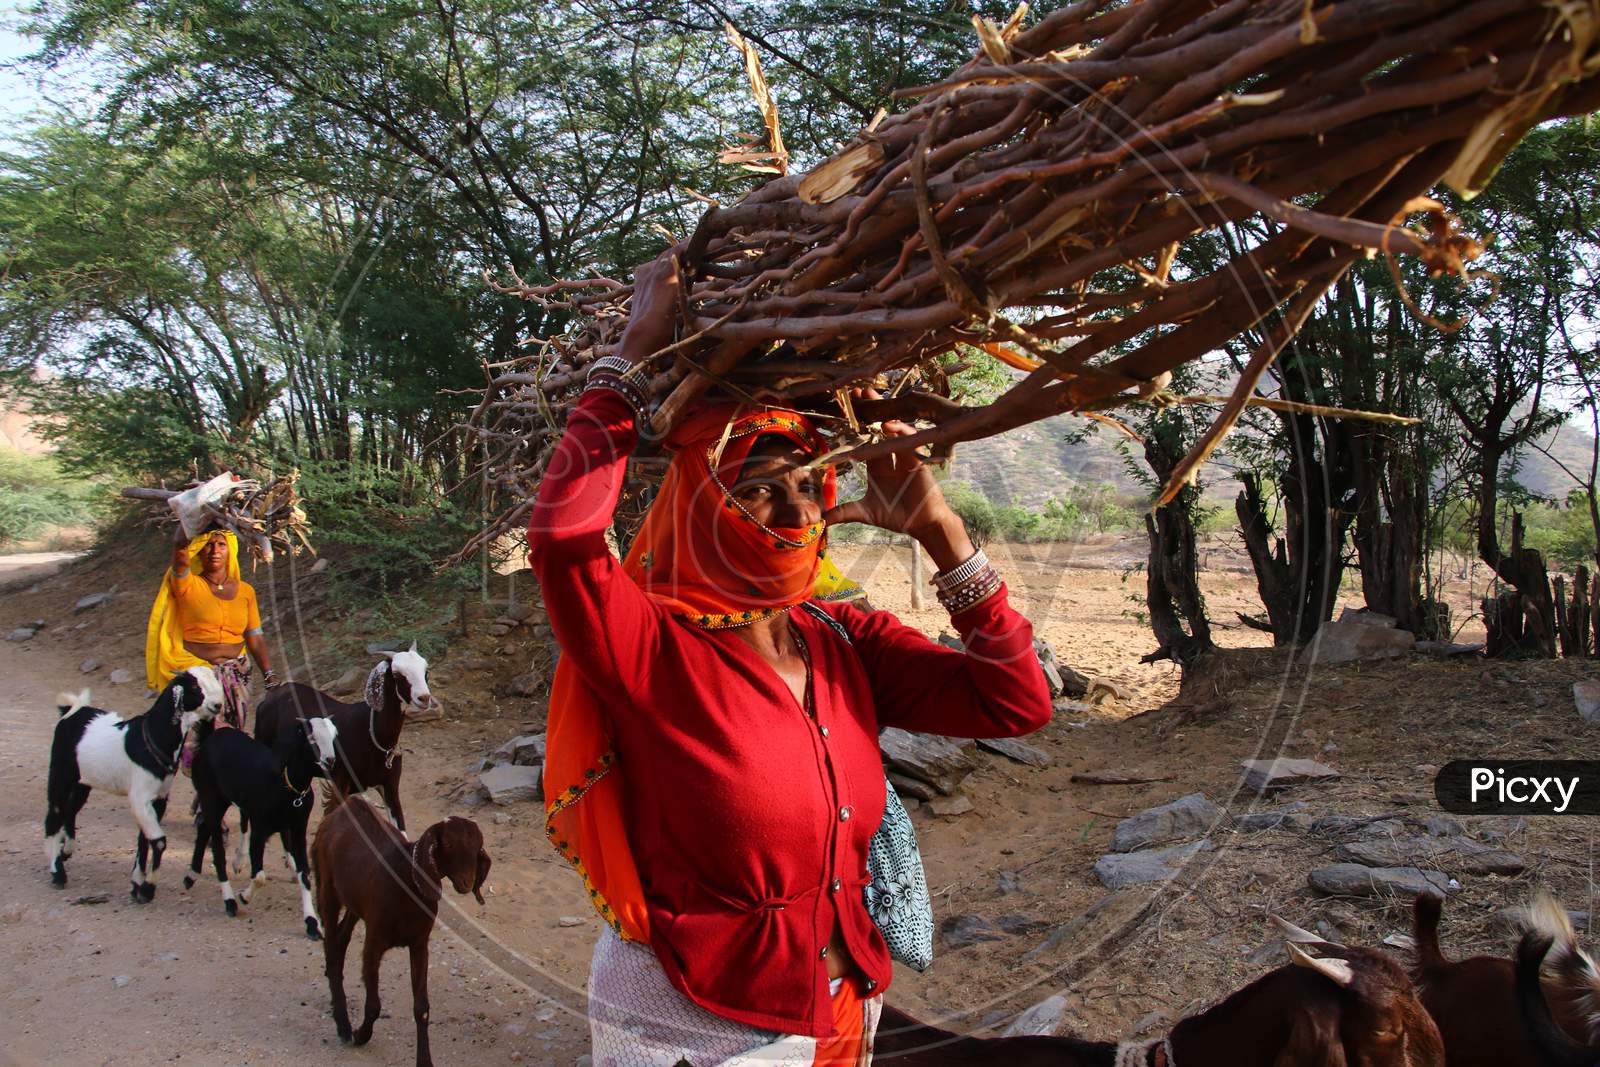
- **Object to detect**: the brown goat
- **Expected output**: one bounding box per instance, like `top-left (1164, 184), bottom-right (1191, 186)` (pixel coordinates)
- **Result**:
top-left (1411, 890), bottom-right (1599, 1067)
top-left (311, 795), bottom-right (490, 1067)
top-left (873, 941), bottom-right (1443, 1066)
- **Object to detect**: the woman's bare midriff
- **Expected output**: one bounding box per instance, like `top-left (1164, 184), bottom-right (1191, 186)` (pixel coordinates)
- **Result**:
top-left (184, 640), bottom-right (244, 663)
top-left (825, 924), bottom-right (857, 980)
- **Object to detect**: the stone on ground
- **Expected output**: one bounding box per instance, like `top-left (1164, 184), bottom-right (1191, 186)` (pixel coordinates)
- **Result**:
top-left (490, 734), bottom-right (546, 768)
top-left (1094, 840), bottom-right (1211, 889)
top-left (927, 793), bottom-right (974, 817)
top-left (879, 728), bottom-right (977, 795)
top-left (1335, 836), bottom-right (1525, 876)
top-left (1575, 680), bottom-right (1600, 723)
top-left (1242, 758), bottom-right (1340, 795)
top-left (941, 914), bottom-right (1004, 948)
top-left (1111, 793), bottom-right (1225, 853)
top-left (1414, 640), bottom-right (1483, 657)
top-left (888, 771), bottom-right (938, 802)
top-left (1300, 620), bottom-right (1414, 664)
top-left (505, 670), bottom-right (544, 697)
top-left (1234, 801), bottom-right (1311, 833)
top-left (1337, 607), bottom-right (1397, 627)
top-left (479, 763), bottom-right (542, 805)
top-left (976, 736), bottom-right (1052, 768)
top-left (328, 666), bottom-right (365, 694)
top-left (78, 658), bottom-right (101, 674)
top-left (73, 592), bottom-right (112, 614)
top-left (1491, 905), bottom-right (1590, 934)
top-left (1001, 994), bottom-right (1066, 1038)
top-left (108, 668), bottom-right (133, 685)
top-left (1033, 639), bottom-right (1065, 698)
top-left (1308, 863), bottom-right (1454, 898)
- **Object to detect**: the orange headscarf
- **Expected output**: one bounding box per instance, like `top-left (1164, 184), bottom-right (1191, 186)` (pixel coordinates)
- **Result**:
top-left (543, 404), bottom-right (851, 942)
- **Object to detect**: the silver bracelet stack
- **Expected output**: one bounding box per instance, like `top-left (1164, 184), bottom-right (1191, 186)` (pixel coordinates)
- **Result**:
top-left (932, 547), bottom-right (1002, 613)
top-left (584, 354), bottom-right (650, 414)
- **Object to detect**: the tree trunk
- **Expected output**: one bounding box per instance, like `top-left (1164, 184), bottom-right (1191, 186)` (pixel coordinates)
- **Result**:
top-left (1142, 430), bottom-right (1213, 669)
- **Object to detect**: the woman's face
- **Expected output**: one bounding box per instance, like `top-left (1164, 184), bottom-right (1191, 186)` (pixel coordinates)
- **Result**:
top-left (199, 535), bottom-right (229, 572)
top-left (728, 437), bottom-right (823, 529)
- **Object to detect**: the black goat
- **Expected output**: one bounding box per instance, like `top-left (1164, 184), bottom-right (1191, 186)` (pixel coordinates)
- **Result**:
top-left (184, 716), bottom-right (337, 938)
top-left (255, 645), bottom-right (436, 832)
top-left (44, 666), bottom-right (222, 899)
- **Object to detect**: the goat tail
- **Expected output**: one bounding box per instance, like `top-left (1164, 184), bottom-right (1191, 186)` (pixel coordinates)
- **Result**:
top-left (1529, 889), bottom-right (1600, 1043)
top-left (1412, 890), bottom-right (1449, 975)
top-left (55, 689), bottom-right (90, 717)
top-left (1517, 933), bottom-right (1597, 1067)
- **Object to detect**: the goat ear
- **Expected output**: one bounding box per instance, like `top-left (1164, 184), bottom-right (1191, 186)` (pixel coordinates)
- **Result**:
top-left (473, 849), bottom-right (491, 905)
top-left (1286, 942), bottom-right (1355, 987)
top-left (409, 639), bottom-right (418, 654)
top-left (378, 650), bottom-right (398, 660)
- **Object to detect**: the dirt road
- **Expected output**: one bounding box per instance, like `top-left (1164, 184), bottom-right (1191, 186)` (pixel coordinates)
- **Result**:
top-left (0, 633), bottom-right (598, 1067)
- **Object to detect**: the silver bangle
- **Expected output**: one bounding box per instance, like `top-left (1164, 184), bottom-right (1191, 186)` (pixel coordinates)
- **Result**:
top-left (585, 376), bottom-right (645, 414)
top-left (937, 567), bottom-right (1001, 613)
top-left (586, 354), bottom-right (636, 381)
top-left (932, 547), bottom-right (990, 592)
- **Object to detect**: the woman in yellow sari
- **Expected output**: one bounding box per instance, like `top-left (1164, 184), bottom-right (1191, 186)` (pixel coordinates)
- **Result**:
top-left (146, 528), bottom-right (278, 758)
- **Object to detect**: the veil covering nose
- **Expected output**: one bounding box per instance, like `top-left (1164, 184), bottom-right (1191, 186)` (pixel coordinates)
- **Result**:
top-left (544, 403), bottom-right (861, 941)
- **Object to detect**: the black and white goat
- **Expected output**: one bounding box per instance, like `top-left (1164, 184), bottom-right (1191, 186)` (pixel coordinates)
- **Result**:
top-left (184, 715), bottom-right (337, 938)
top-left (255, 644), bottom-right (437, 833)
top-left (43, 665), bottom-right (223, 899)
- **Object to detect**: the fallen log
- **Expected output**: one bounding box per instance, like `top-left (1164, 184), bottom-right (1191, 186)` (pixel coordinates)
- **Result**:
top-left (458, 0), bottom-right (1600, 560)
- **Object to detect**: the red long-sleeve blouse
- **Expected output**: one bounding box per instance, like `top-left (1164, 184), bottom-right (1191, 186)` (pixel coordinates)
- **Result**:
top-left (527, 389), bottom-right (1053, 1037)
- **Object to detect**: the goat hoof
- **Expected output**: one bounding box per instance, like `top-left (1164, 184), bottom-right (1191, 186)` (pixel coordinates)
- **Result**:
top-left (305, 918), bottom-right (322, 940)
top-left (50, 870), bottom-right (66, 888)
top-left (182, 874), bottom-right (195, 890)
top-left (224, 898), bottom-right (238, 917)
top-left (352, 1027), bottom-right (373, 1047)
top-left (336, 1026), bottom-right (353, 1045)
top-left (136, 882), bottom-right (156, 903)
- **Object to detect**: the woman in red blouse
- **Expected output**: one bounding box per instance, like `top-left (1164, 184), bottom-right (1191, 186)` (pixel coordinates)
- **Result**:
top-left (528, 254), bottom-right (1053, 1066)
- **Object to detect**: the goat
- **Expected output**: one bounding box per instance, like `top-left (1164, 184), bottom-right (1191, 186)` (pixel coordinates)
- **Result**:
top-left (873, 939), bottom-right (1442, 1066)
top-left (255, 644), bottom-right (437, 832)
top-left (1410, 889), bottom-right (1599, 1066)
top-left (183, 715), bottom-right (337, 938)
top-left (1517, 933), bottom-right (1600, 1067)
top-left (43, 666), bottom-right (222, 899)
top-left (312, 794), bottom-right (489, 1067)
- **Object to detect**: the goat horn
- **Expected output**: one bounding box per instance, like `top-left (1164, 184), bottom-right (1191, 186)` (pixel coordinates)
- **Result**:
top-left (1287, 942), bottom-right (1355, 987)
top-left (1270, 915), bottom-right (1330, 945)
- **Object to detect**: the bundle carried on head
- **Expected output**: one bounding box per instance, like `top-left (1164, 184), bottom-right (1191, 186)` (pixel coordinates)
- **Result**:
top-left (121, 471), bottom-right (314, 564)
top-left (463, 0), bottom-right (1600, 555)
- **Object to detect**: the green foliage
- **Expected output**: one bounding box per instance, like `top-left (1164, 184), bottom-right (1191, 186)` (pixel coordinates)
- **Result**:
top-left (941, 478), bottom-right (1141, 543)
top-left (0, 447), bottom-right (100, 545)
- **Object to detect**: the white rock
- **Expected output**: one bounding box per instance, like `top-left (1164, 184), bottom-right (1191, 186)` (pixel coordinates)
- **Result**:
top-left (1575, 681), bottom-right (1600, 723)
top-left (1094, 840), bottom-right (1211, 888)
top-left (79, 658), bottom-right (101, 674)
top-left (1241, 758), bottom-right (1340, 795)
top-left (1337, 607), bottom-right (1397, 627)
top-left (479, 764), bottom-right (542, 805)
top-left (558, 916), bottom-right (585, 928)
top-left (1000, 994), bottom-right (1066, 1038)
top-left (927, 794), bottom-right (974, 817)
top-left (108, 668), bottom-right (134, 685)
top-left (1111, 793), bottom-right (1225, 852)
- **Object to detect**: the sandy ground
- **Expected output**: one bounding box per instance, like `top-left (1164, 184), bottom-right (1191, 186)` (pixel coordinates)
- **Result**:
top-left (0, 536), bottom-right (1586, 1067)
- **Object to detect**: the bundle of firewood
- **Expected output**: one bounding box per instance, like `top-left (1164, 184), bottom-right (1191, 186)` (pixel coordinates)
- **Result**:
top-left (460, 0), bottom-right (1600, 557)
top-left (122, 472), bottom-right (313, 564)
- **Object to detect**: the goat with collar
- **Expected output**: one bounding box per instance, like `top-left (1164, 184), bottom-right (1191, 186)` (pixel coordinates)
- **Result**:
top-left (312, 795), bottom-right (489, 1067)
top-left (184, 714), bottom-right (337, 938)
top-left (43, 665), bottom-right (222, 898)
top-left (254, 643), bottom-right (438, 833)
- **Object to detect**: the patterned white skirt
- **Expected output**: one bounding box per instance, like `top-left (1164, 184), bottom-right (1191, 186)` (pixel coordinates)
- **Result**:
top-left (588, 927), bottom-right (879, 1066)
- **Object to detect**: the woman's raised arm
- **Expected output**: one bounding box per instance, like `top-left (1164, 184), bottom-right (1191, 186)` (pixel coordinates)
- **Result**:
top-left (525, 253), bottom-right (680, 701)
